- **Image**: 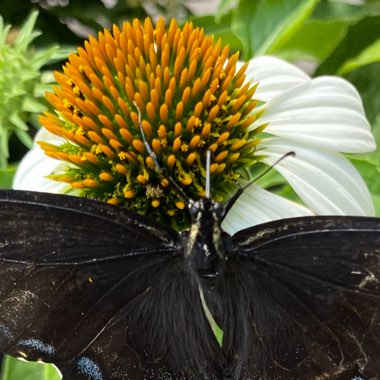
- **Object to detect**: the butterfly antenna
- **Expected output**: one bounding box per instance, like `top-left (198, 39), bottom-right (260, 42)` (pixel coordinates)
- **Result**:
top-left (223, 151), bottom-right (295, 219)
top-left (133, 102), bottom-right (190, 205)
top-left (205, 150), bottom-right (211, 199)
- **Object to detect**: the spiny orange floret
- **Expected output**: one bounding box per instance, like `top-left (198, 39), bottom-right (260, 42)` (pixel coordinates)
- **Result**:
top-left (38, 17), bottom-right (265, 230)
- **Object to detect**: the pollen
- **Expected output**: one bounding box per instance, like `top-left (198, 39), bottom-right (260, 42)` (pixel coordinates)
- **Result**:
top-left (137, 174), bottom-right (148, 184)
top-left (99, 172), bottom-right (114, 182)
top-left (123, 188), bottom-right (135, 199)
top-left (151, 199), bottom-right (160, 208)
top-left (176, 200), bottom-right (186, 210)
top-left (37, 16), bottom-right (264, 230)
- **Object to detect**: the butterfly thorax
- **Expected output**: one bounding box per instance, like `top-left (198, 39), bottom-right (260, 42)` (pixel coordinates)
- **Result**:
top-left (180, 198), bottom-right (231, 278)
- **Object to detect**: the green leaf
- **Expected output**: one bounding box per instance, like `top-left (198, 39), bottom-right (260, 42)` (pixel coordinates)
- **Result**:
top-left (315, 15), bottom-right (380, 75)
top-left (348, 115), bottom-right (380, 217)
top-left (190, 14), bottom-right (244, 52)
top-left (345, 62), bottom-right (380, 123)
top-left (32, 46), bottom-right (61, 70)
top-left (14, 10), bottom-right (41, 51)
top-left (371, 192), bottom-right (380, 217)
top-left (9, 114), bottom-right (28, 131)
top-left (0, 356), bottom-right (61, 380)
top-left (338, 38), bottom-right (380, 75)
top-left (274, 19), bottom-right (347, 62)
top-left (0, 165), bottom-right (16, 188)
top-left (350, 122), bottom-right (380, 164)
top-left (0, 18), bottom-right (11, 45)
top-left (0, 10), bottom-right (68, 167)
top-left (14, 129), bottom-right (34, 149)
top-left (22, 97), bottom-right (47, 113)
top-left (231, 0), bottom-right (319, 59)
top-left (312, 0), bottom-right (367, 21)
top-left (215, 0), bottom-right (235, 21)
top-left (0, 128), bottom-right (10, 167)
top-left (350, 159), bottom-right (380, 216)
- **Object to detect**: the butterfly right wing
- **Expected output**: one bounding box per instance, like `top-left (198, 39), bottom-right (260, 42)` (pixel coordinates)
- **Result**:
top-left (222, 216), bottom-right (380, 379)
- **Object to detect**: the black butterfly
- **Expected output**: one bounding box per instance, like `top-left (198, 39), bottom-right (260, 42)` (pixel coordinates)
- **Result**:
top-left (0, 189), bottom-right (379, 379)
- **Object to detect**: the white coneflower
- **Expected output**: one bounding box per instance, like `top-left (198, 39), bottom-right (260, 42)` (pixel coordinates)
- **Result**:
top-left (13, 18), bottom-right (376, 233)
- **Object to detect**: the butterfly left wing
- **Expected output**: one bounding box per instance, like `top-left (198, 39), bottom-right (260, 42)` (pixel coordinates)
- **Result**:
top-left (221, 216), bottom-right (380, 379)
top-left (0, 190), bottom-right (224, 379)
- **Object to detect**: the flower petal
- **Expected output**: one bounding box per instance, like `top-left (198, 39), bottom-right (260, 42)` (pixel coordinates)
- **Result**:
top-left (260, 138), bottom-right (375, 216)
top-left (239, 56), bottom-right (309, 102)
top-left (254, 76), bottom-right (375, 153)
top-left (222, 184), bottom-right (313, 235)
top-left (13, 129), bottom-right (68, 193)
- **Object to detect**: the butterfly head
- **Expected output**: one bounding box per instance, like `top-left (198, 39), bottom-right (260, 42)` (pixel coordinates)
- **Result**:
top-left (182, 197), bottom-right (230, 278)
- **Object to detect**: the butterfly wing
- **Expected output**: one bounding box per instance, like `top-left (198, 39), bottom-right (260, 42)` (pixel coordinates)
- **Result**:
top-left (222, 216), bottom-right (380, 379)
top-left (54, 257), bottom-right (224, 380)
top-left (0, 190), bottom-right (223, 379)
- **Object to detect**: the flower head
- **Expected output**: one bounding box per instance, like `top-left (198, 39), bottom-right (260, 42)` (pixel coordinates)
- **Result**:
top-left (35, 18), bottom-right (262, 229)
top-left (14, 18), bottom-right (376, 234)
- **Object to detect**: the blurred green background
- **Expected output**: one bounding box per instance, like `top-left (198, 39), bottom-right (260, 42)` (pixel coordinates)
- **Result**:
top-left (0, 0), bottom-right (380, 378)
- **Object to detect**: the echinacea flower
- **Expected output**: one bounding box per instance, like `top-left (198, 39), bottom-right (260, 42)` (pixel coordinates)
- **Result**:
top-left (13, 18), bottom-right (376, 233)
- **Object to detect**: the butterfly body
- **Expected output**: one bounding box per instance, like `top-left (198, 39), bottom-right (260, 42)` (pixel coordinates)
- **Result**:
top-left (181, 198), bottom-right (230, 279)
top-left (0, 190), bottom-right (380, 379)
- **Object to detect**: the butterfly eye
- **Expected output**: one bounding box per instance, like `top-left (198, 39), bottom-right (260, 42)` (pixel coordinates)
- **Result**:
top-left (188, 200), bottom-right (201, 219)
top-left (214, 202), bottom-right (226, 220)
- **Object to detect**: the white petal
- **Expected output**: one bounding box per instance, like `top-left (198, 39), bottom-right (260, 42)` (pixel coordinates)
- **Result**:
top-left (239, 56), bottom-right (309, 102)
top-left (260, 138), bottom-right (375, 216)
top-left (13, 129), bottom-right (68, 193)
top-left (222, 184), bottom-right (313, 235)
top-left (254, 76), bottom-right (375, 153)
top-left (33, 128), bottom-right (63, 144)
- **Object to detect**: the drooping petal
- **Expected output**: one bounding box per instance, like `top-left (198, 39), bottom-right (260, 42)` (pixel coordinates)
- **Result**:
top-left (239, 56), bottom-right (309, 102)
top-left (13, 129), bottom-right (68, 193)
top-left (253, 76), bottom-right (375, 153)
top-left (260, 138), bottom-right (375, 216)
top-left (222, 184), bottom-right (313, 235)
